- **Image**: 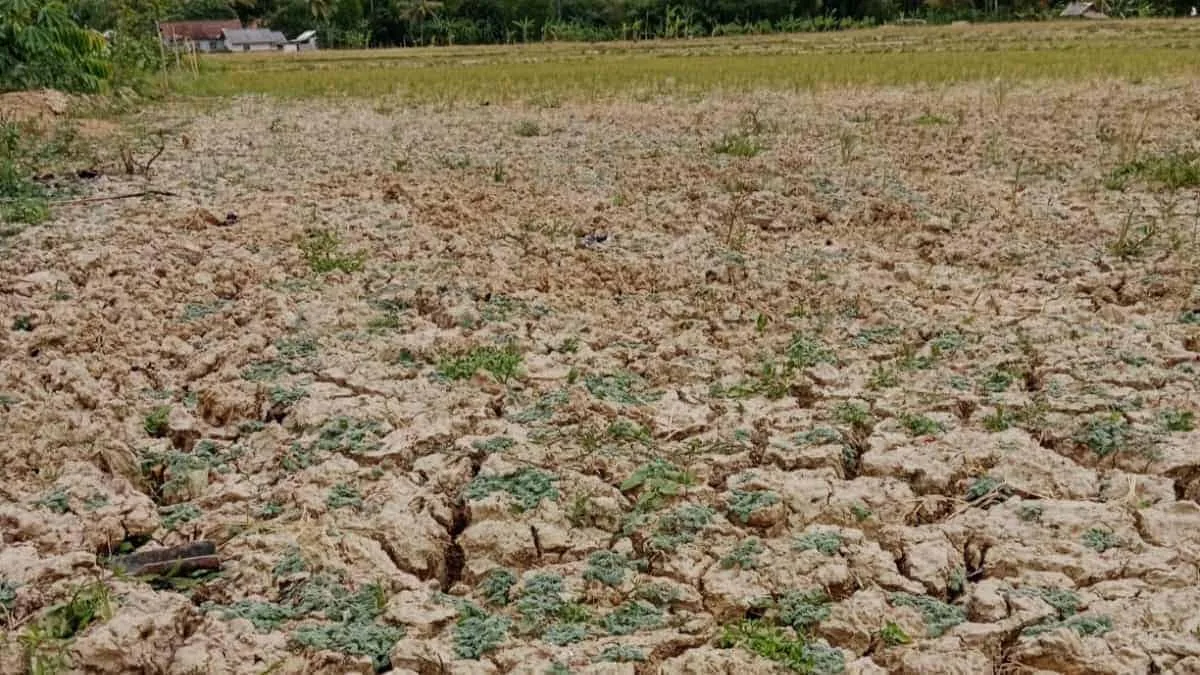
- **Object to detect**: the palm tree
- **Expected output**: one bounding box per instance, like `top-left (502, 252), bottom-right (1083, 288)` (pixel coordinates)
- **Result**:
top-left (512, 17), bottom-right (534, 42)
top-left (394, 0), bottom-right (442, 44)
top-left (309, 0), bottom-right (332, 21)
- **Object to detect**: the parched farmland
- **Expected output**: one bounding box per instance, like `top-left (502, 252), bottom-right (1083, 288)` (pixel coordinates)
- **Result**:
top-left (5, 20), bottom-right (1200, 675)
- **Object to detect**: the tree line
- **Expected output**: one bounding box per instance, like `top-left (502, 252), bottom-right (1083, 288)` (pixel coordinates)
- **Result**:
top-left (66, 0), bottom-right (1200, 49)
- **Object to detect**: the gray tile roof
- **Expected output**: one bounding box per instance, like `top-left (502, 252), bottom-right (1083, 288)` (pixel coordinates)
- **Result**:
top-left (221, 28), bottom-right (287, 45)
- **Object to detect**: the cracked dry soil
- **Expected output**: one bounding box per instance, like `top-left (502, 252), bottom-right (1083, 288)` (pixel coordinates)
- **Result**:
top-left (4, 79), bottom-right (1200, 674)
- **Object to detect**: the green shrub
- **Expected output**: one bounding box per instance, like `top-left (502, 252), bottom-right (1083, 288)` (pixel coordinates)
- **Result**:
top-left (0, 0), bottom-right (112, 93)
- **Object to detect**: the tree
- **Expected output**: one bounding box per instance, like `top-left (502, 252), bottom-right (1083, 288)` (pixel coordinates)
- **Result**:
top-left (0, 0), bottom-right (112, 93)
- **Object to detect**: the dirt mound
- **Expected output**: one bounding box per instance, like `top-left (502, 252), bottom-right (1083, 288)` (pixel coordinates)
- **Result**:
top-left (0, 89), bottom-right (73, 124)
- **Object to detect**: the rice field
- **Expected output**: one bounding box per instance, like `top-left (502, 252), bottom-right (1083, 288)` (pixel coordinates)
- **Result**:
top-left (171, 19), bottom-right (1200, 102)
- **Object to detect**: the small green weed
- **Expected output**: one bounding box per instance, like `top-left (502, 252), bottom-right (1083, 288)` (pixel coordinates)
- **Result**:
top-left (1075, 414), bottom-right (1128, 458)
top-left (215, 600), bottom-right (295, 631)
top-left (143, 406), bottom-right (171, 437)
top-left (982, 407), bottom-right (1014, 432)
top-left (721, 538), bottom-right (763, 570)
top-left (832, 402), bottom-right (873, 432)
top-left (900, 413), bottom-right (944, 436)
top-left (779, 590), bottom-right (831, 632)
top-left (915, 112), bottom-right (952, 126)
top-left (480, 568), bottom-right (516, 606)
top-left (1019, 586), bottom-right (1080, 618)
top-left (34, 487), bottom-right (70, 514)
top-left (514, 120), bottom-right (541, 137)
top-left (1159, 409), bottom-right (1194, 432)
top-left (507, 388), bottom-right (568, 423)
top-left (160, 503), bottom-right (202, 531)
top-left (607, 418), bottom-right (653, 446)
top-left (979, 368), bottom-right (1014, 393)
top-left (180, 301), bottom-right (224, 322)
top-left (787, 333), bottom-right (835, 368)
top-left (543, 622), bottom-right (588, 646)
top-left (11, 315), bottom-right (33, 331)
top-left (1022, 613), bottom-right (1112, 638)
top-left (795, 427), bottom-right (841, 445)
top-left (291, 621), bottom-right (403, 670)
top-left (602, 600), bottom-right (662, 635)
top-left (584, 550), bottom-right (639, 587)
top-left (621, 459), bottom-right (694, 512)
top-left (596, 644), bottom-right (647, 662)
top-left (327, 483), bottom-right (363, 510)
top-left (465, 468), bottom-right (558, 511)
top-left (274, 548), bottom-right (308, 578)
top-left (850, 502), bottom-right (872, 522)
top-left (711, 131), bottom-right (763, 158)
top-left (965, 475), bottom-right (1011, 503)
top-left (1081, 527), bottom-right (1119, 553)
top-left (794, 531), bottom-right (842, 556)
top-left (727, 489), bottom-right (780, 524)
top-left (879, 620), bottom-right (911, 646)
top-left (437, 342), bottom-right (523, 384)
top-left (0, 579), bottom-right (16, 610)
top-left (1017, 501), bottom-right (1044, 523)
top-left (889, 593), bottom-right (964, 637)
top-left (472, 436), bottom-right (514, 453)
top-left (298, 229), bottom-right (365, 274)
top-left (718, 620), bottom-right (843, 674)
top-left (1106, 150), bottom-right (1200, 191)
top-left (647, 503), bottom-right (713, 552)
top-left (314, 417), bottom-right (385, 455)
top-left (867, 364), bottom-right (899, 389)
top-left (584, 372), bottom-right (661, 405)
